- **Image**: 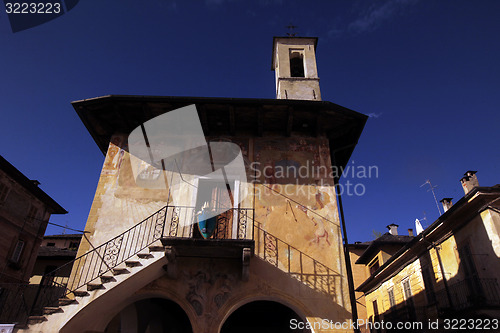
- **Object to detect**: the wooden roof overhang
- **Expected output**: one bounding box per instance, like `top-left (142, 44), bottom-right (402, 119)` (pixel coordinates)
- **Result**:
top-left (72, 95), bottom-right (368, 171)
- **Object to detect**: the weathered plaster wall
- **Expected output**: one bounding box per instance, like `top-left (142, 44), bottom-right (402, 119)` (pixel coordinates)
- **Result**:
top-left (277, 79), bottom-right (321, 100)
top-left (70, 132), bottom-right (352, 329)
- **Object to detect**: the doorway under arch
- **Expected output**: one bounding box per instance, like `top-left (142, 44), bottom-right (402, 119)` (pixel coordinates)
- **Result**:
top-left (220, 300), bottom-right (311, 333)
top-left (105, 297), bottom-right (193, 333)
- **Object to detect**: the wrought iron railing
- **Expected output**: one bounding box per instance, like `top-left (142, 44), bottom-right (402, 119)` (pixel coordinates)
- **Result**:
top-left (0, 206), bottom-right (168, 325)
top-left (435, 277), bottom-right (500, 311)
top-left (1, 205), bottom-right (256, 325)
top-left (253, 222), bottom-right (341, 298)
top-left (163, 206), bottom-right (254, 240)
top-left (52, 206), bottom-right (167, 298)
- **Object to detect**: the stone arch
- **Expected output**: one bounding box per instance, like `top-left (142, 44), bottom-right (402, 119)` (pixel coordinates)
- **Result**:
top-left (219, 296), bottom-right (311, 333)
top-left (104, 297), bottom-right (193, 333)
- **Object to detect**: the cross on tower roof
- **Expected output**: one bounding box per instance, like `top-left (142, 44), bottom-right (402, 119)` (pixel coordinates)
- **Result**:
top-left (286, 24), bottom-right (297, 37)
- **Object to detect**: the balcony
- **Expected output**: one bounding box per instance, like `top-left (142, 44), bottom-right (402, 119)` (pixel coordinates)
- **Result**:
top-left (160, 206), bottom-right (255, 280)
top-left (435, 278), bottom-right (500, 312)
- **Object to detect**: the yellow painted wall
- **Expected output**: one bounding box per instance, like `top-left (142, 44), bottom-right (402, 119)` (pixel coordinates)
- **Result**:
top-left (363, 202), bottom-right (500, 322)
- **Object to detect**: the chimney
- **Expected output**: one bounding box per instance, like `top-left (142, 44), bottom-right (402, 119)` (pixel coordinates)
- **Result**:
top-left (408, 229), bottom-right (414, 236)
top-left (386, 224), bottom-right (399, 235)
top-left (440, 198), bottom-right (453, 212)
top-left (460, 171), bottom-right (479, 194)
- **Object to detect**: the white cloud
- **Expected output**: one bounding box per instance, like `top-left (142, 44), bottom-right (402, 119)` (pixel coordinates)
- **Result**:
top-left (348, 0), bottom-right (417, 34)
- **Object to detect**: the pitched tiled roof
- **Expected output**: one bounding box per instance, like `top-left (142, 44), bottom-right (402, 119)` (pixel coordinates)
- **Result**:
top-left (355, 233), bottom-right (414, 264)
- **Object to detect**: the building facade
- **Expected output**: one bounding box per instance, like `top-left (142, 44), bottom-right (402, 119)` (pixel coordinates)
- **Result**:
top-left (356, 172), bottom-right (500, 331)
top-left (0, 155), bottom-right (66, 327)
top-left (29, 234), bottom-right (82, 286)
top-left (0, 156), bottom-right (67, 285)
top-left (18, 37), bottom-right (367, 333)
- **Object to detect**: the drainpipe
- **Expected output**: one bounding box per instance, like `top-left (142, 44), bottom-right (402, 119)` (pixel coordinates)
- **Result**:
top-left (337, 191), bottom-right (360, 332)
top-left (331, 152), bottom-right (360, 333)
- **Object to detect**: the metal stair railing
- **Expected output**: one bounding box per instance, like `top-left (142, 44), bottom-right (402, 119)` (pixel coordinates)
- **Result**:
top-left (30, 205), bottom-right (168, 316)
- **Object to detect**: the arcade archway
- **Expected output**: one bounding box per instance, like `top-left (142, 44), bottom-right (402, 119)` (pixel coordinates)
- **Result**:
top-left (220, 300), bottom-right (311, 333)
top-left (105, 297), bottom-right (192, 333)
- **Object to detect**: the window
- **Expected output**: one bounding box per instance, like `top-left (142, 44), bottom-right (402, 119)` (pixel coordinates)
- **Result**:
top-left (0, 182), bottom-right (9, 203)
top-left (388, 288), bottom-right (396, 308)
top-left (372, 300), bottom-right (380, 324)
top-left (369, 258), bottom-right (380, 275)
top-left (47, 242), bottom-right (55, 247)
top-left (402, 278), bottom-right (416, 320)
top-left (289, 50), bottom-right (305, 77)
top-left (10, 240), bottom-right (25, 263)
top-left (402, 279), bottom-right (412, 300)
top-left (194, 179), bottom-right (234, 239)
top-left (27, 205), bottom-right (38, 219)
top-left (69, 242), bottom-right (79, 250)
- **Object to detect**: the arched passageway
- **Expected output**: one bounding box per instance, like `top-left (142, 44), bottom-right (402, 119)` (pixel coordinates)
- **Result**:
top-left (105, 298), bottom-right (192, 333)
top-left (221, 300), bottom-right (311, 333)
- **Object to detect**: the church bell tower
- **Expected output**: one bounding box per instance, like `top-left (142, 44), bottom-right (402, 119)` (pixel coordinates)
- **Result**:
top-left (272, 36), bottom-right (321, 100)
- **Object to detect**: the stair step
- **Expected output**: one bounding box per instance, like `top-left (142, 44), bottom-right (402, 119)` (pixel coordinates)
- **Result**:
top-left (28, 316), bottom-right (47, 324)
top-left (137, 252), bottom-right (153, 259)
top-left (59, 298), bottom-right (77, 306)
top-left (87, 282), bottom-right (104, 291)
top-left (149, 245), bottom-right (164, 252)
top-left (43, 306), bottom-right (63, 315)
top-left (112, 267), bottom-right (129, 275)
top-left (125, 260), bottom-right (141, 267)
top-left (100, 274), bottom-right (115, 283)
top-left (72, 290), bottom-right (89, 297)
top-left (14, 323), bottom-right (28, 329)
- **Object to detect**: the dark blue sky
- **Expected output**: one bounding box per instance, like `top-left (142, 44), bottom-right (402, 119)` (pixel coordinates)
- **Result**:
top-left (1, 0), bottom-right (499, 241)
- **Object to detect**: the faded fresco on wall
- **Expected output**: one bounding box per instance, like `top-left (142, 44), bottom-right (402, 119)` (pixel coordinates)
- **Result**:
top-left (250, 136), bottom-right (344, 292)
top-left (77, 132), bottom-right (349, 313)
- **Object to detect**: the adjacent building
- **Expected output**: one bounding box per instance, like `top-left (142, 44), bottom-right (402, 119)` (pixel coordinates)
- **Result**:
top-left (0, 155), bottom-right (66, 327)
top-left (355, 171), bottom-right (500, 331)
top-left (29, 234), bottom-right (82, 286)
top-left (0, 155), bottom-right (67, 284)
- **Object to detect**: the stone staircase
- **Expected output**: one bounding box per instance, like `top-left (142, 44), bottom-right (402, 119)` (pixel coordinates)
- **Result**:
top-left (17, 242), bottom-right (167, 332)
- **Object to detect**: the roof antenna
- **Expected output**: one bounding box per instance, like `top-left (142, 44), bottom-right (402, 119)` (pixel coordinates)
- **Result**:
top-left (286, 24), bottom-right (297, 37)
top-left (420, 179), bottom-right (442, 215)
